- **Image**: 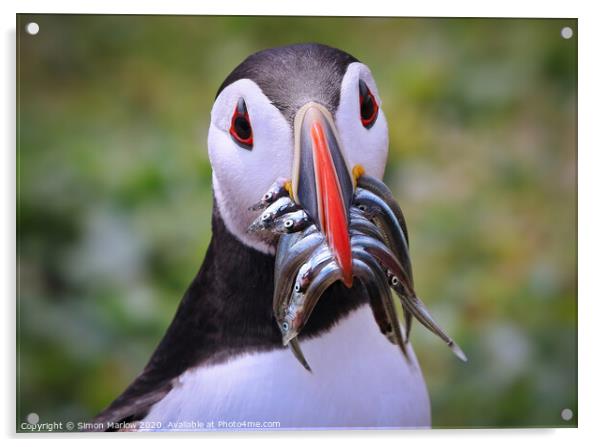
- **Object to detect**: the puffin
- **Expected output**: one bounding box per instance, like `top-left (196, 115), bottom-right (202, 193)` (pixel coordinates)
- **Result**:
top-left (93, 43), bottom-right (431, 430)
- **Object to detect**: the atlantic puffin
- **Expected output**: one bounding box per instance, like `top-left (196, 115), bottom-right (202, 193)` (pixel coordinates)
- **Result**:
top-left (93, 43), bottom-right (431, 430)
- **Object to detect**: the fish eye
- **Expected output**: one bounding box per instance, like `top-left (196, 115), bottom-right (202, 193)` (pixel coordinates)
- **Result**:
top-left (391, 276), bottom-right (399, 286)
top-left (229, 97), bottom-right (253, 149)
top-left (263, 192), bottom-right (272, 201)
top-left (261, 213), bottom-right (270, 221)
top-left (358, 204), bottom-right (367, 211)
top-left (282, 321), bottom-right (289, 331)
top-left (284, 219), bottom-right (294, 228)
top-left (359, 79), bottom-right (379, 129)
top-left (294, 283), bottom-right (301, 292)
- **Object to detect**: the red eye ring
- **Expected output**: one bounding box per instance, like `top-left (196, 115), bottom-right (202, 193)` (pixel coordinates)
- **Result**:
top-left (359, 79), bottom-right (379, 129)
top-left (229, 98), bottom-right (253, 149)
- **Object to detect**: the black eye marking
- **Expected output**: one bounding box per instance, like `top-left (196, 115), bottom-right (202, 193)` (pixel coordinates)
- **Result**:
top-left (359, 79), bottom-right (379, 129)
top-left (229, 98), bottom-right (253, 149)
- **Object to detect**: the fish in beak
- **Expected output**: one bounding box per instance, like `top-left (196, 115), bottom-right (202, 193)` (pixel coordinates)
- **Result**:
top-left (248, 102), bottom-right (467, 366)
top-left (291, 102), bottom-right (355, 288)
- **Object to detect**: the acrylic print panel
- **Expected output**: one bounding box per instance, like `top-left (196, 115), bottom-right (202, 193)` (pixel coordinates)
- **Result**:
top-left (16, 14), bottom-right (577, 431)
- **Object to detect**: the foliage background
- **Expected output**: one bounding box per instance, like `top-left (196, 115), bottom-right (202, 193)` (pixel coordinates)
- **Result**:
top-left (17, 15), bottom-right (577, 429)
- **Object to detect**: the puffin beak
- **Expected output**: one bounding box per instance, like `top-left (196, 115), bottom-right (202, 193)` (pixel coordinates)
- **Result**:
top-left (291, 102), bottom-right (354, 288)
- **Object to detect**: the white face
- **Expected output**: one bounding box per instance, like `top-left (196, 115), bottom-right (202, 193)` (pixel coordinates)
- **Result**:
top-left (208, 62), bottom-right (389, 254)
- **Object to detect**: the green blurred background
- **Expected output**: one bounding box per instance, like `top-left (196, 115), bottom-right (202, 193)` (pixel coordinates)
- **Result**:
top-left (17, 15), bottom-right (577, 429)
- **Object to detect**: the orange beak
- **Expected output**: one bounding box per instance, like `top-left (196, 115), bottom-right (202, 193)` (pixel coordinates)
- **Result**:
top-left (292, 103), bottom-right (354, 288)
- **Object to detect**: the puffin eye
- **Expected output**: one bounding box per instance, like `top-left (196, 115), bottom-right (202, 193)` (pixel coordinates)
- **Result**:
top-left (359, 79), bottom-right (379, 129)
top-left (229, 98), bottom-right (253, 149)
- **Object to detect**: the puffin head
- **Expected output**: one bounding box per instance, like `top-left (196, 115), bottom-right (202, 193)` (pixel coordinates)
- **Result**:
top-left (208, 43), bottom-right (389, 260)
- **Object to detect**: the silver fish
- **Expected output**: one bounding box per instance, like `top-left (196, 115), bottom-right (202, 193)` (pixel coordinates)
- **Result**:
top-left (351, 233), bottom-right (415, 340)
top-left (356, 174), bottom-right (410, 246)
top-left (248, 177), bottom-right (291, 211)
top-left (387, 271), bottom-right (467, 362)
top-left (273, 230), bottom-right (324, 314)
top-left (271, 210), bottom-right (312, 234)
top-left (280, 260), bottom-right (342, 346)
top-left (353, 188), bottom-right (413, 285)
top-left (351, 234), bottom-right (413, 294)
top-left (351, 251), bottom-right (407, 358)
top-left (349, 209), bottom-right (386, 243)
top-left (288, 337), bottom-right (312, 372)
top-left (293, 244), bottom-right (335, 294)
top-left (248, 196), bottom-right (299, 232)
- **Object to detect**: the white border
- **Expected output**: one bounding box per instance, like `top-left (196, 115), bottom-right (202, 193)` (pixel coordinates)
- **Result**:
top-left (3, 1), bottom-right (597, 446)
top-left (2, 0), bottom-right (585, 17)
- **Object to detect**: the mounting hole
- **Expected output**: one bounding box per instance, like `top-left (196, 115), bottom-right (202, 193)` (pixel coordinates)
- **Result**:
top-left (561, 26), bottom-right (573, 40)
top-left (25, 22), bottom-right (39, 35)
top-left (26, 412), bottom-right (39, 424)
top-left (561, 408), bottom-right (573, 421)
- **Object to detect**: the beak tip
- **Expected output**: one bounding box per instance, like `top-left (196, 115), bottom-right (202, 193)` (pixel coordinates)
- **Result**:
top-left (343, 275), bottom-right (354, 288)
top-left (337, 248), bottom-right (354, 289)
